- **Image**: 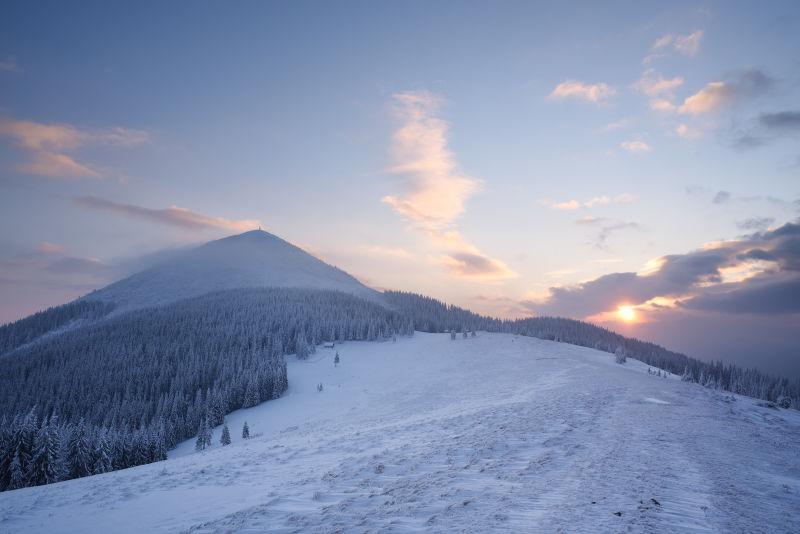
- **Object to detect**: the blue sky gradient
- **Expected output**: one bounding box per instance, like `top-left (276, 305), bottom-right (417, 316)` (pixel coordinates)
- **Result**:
top-left (1, 1), bottom-right (799, 375)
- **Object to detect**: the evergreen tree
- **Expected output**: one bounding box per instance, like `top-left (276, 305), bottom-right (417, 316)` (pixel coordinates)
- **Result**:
top-left (92, 431), bottom-right (112, 475)
top-left (220, 424), bottom-right (231, 446)
top-left (242, 421), bottom-right (250, 440)
top-left (9, 450), bottom-right (25, 490)
top-left (243, 379), bottom-right (260, 408)
top-left (67, 420), bottom-right (91, 480)
top-left (28, 417), bottom-right (63, 486)
top-left (195, 419), bottom-right (211, 451)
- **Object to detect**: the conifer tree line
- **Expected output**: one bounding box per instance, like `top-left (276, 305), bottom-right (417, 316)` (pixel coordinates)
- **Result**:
top-left (0, 288), bottom-right (411, 491)
top-left (0, 300), bottom-right (114, 355)
top-left (383, 291), bottom-right (800, 409)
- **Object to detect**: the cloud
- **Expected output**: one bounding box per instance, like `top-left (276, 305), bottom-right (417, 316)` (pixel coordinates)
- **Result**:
top-left (357, 244), bottom-right (413, 259)
top-left (37, 242), bottom-right (65, 254)
top-left (74, 196), bottom-right (261, 232)
top-left (620, 140), bottom-right (652, 152)
top-left (382, 91), bottom-right (480, 229)
top-left (674, 30), bottom-right (704, 56)
top-left (652, 34), bottom-right (674, 50)
top-left (731, 110), bottom-right (800, 150)
top-left (737, 217), bottom-right (775, 231)
top-left (528, 219), bottom-right (800, 318)
top-left (546, 194), bottom-right (636, 211)
top-left (0, 244), bottom-right (117, 316)
top-left (649, 99), bottom-right (676, 112)
top-left (678, 69), bottom-right (773, 115)
top-left (634, 70), bottom-right (684, 111)
top-left (712, 191), bottom-right (731, 204)
top-left (429, 230), bottom-right (516, 281)
top-left (759, 111), bottom-right (800, 131)
top-left (383, 91), bottom-right (514, 281)
top-left (0, 117), bottom-right (148, 178)
top-left (614, 193), bottom-right (638, 204)
top-left (682, 272), bottom-right (800, 315)
top-left (21, 150), bottom-right (101, 178)
top-left (651, 30), bottom-right (704, 57)
top-left (573, 216), bottom-right (644, 251)
top-left (553, 199), bottom-right (581, 210)
top-left (731, 134), bottom-right (767, 151)
top-left (440, 251), bottom-right (515, 280)
top-left (678, 82), bottom-right (734, 115)
top-left (688, 187), bottom-right (799, 212)
top-left (675, 123), bottom-right (701, 139)
top-left (633, 70), bottom-right (684, 97)
top-left (593, 222), bottom-right (644, 250)
top-left (548, 80), bottom-right (615, 103)
top-left (604, 119), bottom-right (629, 131)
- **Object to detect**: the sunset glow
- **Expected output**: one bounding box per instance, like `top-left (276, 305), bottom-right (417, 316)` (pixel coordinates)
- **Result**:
top-left (617, 305), bottom-right (636, 323)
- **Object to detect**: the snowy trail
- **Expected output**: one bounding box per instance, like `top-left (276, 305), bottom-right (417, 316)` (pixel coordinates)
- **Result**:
top-left (1, 332), bottom-right (799, 533)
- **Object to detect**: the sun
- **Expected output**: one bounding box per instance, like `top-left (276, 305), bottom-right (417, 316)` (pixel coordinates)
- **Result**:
top-left (617, 305), bottom-right (637, 322)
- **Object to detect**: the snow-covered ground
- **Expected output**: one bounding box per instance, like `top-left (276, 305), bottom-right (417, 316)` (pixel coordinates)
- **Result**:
top-left (1, 332), bottom-right (799, 533)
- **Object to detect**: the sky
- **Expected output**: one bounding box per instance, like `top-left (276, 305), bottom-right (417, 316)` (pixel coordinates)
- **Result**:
top-left (1, 1), bottom-right (799, 376)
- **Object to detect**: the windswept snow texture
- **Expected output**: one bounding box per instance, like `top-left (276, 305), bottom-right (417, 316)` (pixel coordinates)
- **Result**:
top-left (2, 333), bottom-right (799, 533)
top-left (84, 230), bottom-right (381, 312)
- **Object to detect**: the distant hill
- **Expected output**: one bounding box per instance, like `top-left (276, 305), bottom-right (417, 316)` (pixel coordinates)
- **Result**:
top-left (84, 229), bottom-right (381, 313)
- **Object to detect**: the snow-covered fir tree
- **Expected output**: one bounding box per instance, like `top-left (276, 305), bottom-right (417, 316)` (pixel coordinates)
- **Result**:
top-left (28, 416), bottom-right (63, 486)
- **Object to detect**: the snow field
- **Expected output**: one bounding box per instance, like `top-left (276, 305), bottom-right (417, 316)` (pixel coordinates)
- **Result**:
top-left (1, 332), bottom-right (799, 533)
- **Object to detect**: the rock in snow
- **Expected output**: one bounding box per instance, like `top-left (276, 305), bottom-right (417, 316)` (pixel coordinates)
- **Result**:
top-left (1, 332), bottom-right (798, 532)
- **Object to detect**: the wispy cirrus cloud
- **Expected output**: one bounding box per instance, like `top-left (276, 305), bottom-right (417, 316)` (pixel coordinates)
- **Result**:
top-left (633, 70), bottom-right (684, 97)
top-left (0, 117), bottom-right (148, 178)
top-left (620, 140), bottom-right (652, 152)
top-left (575, 216), bottom-right (645, 251)
top-left (383, 91), bottom-right (514, 282)
top-left (548, 80), bottom-right (615, 103)
top-left (74, 196), bottom-right (261, 232)
top-left (37, 242), bottom-right (66, 254)
top-left (545, 193), bottom-right (637, 211)
top-left (651, 30), bottom-right (704, 57)
top-left (633, 69), bottom-right (684, 111)
top-left (675, 123), bottom-right (701, 139)
top-left (357, 244), bottom-right (413, 259)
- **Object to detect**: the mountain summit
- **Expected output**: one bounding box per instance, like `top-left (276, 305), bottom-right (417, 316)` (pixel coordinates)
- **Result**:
top-left (86, 229), bottom-right (380, 312)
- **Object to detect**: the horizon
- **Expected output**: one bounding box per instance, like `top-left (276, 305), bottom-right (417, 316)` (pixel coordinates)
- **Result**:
top-left (1, 1), bottom-right (799, 379)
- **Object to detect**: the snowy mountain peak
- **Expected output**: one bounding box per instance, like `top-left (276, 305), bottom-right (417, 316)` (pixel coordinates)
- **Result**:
top-left (85, 230), bottom-right (381, 312)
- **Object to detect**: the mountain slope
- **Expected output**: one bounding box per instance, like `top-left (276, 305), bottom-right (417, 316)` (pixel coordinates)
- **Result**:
top-left (2, 332), bottom-right (798, 532)
top-left (84, 229), bottom-right (381, 312)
